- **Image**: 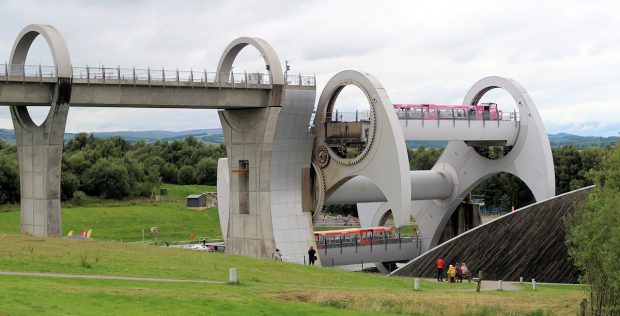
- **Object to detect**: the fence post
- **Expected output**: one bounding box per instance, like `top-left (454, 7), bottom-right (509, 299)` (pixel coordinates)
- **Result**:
top-left (414, 278), bottom-right (420, 291)
top-left (229, 268), bottom-right (238, 284)
top-left (497, 280), bottom-right (503, 291)
top-left (531, 279), bottom-right (536, 291)
top-left (579, 298), bottom-right (587, 316)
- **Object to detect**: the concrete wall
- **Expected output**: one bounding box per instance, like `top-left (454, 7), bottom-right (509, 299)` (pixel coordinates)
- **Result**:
top-left (218, 86), bottom-right (317, 261)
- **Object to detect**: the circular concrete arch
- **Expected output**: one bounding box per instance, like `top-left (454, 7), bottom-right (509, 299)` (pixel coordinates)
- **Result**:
top-left (415, 76), bottom-right (555, 249)
top-left (8, 24), bottom-right (72, 129)
top-left (215, 37), bottom-right (284, 85)
top-left (460, 76), bottom-right (555, 201)
top-left (312, 70), bottom-right (411, 228)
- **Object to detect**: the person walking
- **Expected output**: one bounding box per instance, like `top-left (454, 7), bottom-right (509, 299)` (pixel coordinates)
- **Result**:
top-left (448, 264), bottom-right (457, 283)
top-left (436, 256), bottom-right (445, 282)
top-left (308, 246), bottom-right (317, 265)
top-left (456, 263), bottom-right (463, 282)
top-left (274, 248), bottom-right (283, 261)
top-left (460, 262), bottom-right (469, 282)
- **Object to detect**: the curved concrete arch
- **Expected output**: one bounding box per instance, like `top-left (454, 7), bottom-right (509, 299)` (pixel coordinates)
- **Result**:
top-left (9, 24), bottom-right (72, 78)
top-left (9, 24), bottom-right (73, 130)
top-left (215, 37), bottom-right (284, 85)
top-left (312, 70), bottom-right (411, 227)
top-left (412, 76), bottom-right (555, 250)
top-left (7, 24), bottom-right (73, 237)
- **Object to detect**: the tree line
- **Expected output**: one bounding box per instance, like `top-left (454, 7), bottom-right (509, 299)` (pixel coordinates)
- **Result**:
top-left (0, 134), bottom-right (613, 208)
top-left (0, 134), bottom-right (226, 203)
top-left (566, 142), bottom-right (620, 314)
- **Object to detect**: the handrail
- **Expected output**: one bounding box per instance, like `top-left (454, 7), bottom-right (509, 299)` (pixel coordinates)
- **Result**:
top-left (0, 63), bottom-right (316, 87)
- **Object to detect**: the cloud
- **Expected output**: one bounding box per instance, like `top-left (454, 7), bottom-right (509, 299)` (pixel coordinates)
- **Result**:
top-left (0, 0), bottom-right (619, 136)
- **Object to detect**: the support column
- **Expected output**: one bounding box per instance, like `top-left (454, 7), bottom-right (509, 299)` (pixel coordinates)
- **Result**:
top-left (12, 101), bottom-right (69, 236)
top-left (8, 24), bottom-right (72, 237)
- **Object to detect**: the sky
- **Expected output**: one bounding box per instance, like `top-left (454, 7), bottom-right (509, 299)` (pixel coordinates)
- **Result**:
top-left (0, 0), bottom-right (619, 136)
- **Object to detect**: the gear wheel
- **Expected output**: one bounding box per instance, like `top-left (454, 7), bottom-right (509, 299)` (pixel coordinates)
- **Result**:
top-left (313, 145), bottom-right (331, 168)
top-left (311, 161), bottom-right (327, 221)
top-left (326, 100), bottom-right (377, 166)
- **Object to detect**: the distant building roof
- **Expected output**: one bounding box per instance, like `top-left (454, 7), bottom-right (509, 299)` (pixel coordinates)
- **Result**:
top-left (186, 194), bottom-right (204, 199)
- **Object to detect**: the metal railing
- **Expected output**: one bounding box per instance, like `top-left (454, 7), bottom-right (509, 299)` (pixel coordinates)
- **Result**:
top-left (396, 107), bottom-right (521, 123)
top-left (0, 63), bottom-right (316, 87)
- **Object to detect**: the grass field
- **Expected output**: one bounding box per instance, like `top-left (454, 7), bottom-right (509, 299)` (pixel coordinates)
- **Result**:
top-left (0, 185), bottom-right (588, 315)
top-left (0, 184), bottom-right (221, 242)
top-left (0, 234), bottom-right (587, 315)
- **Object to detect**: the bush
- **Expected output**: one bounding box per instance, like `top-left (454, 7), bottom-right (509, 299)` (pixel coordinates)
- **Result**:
top-left (71, 191), bottom-right (87, 206)
top-left (61, 172), bottom-right (80, 201)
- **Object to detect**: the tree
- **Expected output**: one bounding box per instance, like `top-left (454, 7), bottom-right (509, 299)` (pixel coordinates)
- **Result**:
top-left (196, 157), bottom-right (218, 185)
top-left (161, 163), bottom-right (179, 184)
top-left (82, 158), bottom-right (130, 199)
top-left (0, 152), bottom-right (19, 204)
top-left (177, 165), bottom-right (196, 185)
top-left (566, 142), bottom-right (620, 314)
top-left (60, 172), bottom-right (80, 201)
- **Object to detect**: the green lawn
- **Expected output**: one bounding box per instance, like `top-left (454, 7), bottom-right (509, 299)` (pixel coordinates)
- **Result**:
top-left (0, 185), bottom-right (588, 315)
top-left (0, 234), bottom-right (588, 315)
top-left (0, 184), bottom-right (221, 242)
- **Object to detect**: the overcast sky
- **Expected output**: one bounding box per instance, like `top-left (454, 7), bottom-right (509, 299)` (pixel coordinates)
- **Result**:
top-left (1, 0), bottom-right (619, 136)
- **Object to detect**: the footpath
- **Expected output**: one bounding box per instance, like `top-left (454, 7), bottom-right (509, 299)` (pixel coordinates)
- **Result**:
top-left (0, 271), bottom-right (225, 284)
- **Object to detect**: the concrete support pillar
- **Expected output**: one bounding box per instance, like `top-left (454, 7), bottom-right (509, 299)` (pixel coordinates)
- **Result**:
top-left (7, 24), bottom-right (72, 237)
top-left (12, 101), bottom-right (69, 236)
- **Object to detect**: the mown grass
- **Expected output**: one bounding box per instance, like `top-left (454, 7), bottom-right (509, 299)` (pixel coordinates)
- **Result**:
top-left (0, 184), bottom-right (220, 242)
top-left (0, 234), bottom-right (587, 315)
top-left (0, 184), bottom-right (587, 315)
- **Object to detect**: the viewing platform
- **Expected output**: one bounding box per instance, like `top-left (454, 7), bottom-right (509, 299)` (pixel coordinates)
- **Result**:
top-left (325, 102), bottom-right (521, 147)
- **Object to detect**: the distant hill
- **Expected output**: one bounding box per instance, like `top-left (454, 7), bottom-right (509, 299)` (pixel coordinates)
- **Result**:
top-left (80, 129), bottom-right (224, 144)
top-left (547, 133), bottom-right (619, 149)
top-left (0, 128), bottom-right (224, 145)
top-left (0, 129), bottom-right (15, 143)
top-left (0, 128), bottom-right (617, 148)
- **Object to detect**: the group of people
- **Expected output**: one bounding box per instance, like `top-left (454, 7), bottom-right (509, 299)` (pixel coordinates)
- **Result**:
top-left (436, 256), bottom-right (469, 282)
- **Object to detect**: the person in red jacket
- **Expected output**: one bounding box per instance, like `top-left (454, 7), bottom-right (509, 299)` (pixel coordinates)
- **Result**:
top-left (436, 256), bottom-right (445, 282)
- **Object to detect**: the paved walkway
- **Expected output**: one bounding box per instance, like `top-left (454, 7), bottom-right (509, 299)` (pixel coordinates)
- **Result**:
top-left (479, 280), bottom-right (522, 291)
top-left (426, 278), bottom-right (523, 291)
top-left (0, 271), bottom-right (225, 284)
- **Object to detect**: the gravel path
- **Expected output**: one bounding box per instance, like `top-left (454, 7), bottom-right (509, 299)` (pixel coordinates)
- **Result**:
top-left (0, 270), bottom-right (225, 284)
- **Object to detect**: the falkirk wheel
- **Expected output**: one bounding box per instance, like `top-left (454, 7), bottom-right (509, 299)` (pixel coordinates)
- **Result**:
top-left (1, 25), bottom-right (555, 271)
top-left (215, 39), bottom-right (555, 266)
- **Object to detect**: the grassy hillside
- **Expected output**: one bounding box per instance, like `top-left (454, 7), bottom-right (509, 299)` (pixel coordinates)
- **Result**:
top-left (0, 234), bottom-right (587, 315)
top-left (0, 184), bottom-right (221, 242)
